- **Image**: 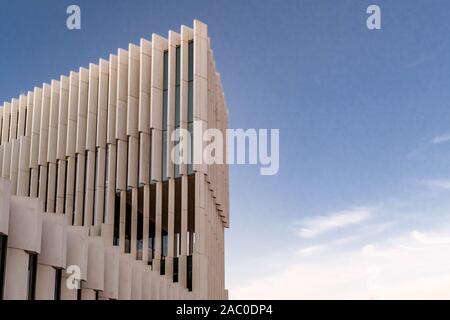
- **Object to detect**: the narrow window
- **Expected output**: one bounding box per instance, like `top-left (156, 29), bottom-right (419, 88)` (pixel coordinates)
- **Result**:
top-left (27, 253), bottom-right (38, 300)
top-left (162, 51), bottom-right (169, 181)
top-left (137, 188), bottom-right (143, 260)
top-left (113, 192), bottom-right (120, 246)
top-left (174, 46), bottom-right (181, 178)
top-left (44, 166), bottom-right (49, 211)
top-left (28, 168), bottom-right (32, 197)
top-left (187, 41), bottom-right (194, 175)
top-left (63, 161), bottom-right (67, 214)
top-left (0, 235), bottom-right (8, 300)
top-left (173, 256), bottom-right (179, 283)
top-left (77, 286), bottom-right (82, 300)
top-left (37, 166), bottom-right (41, 202)
top-left (24, 107), bottom-right (27, 137)
top-left (93, 148), bottom-right (98, 226)
top-left (15, 110), bottom-right (18, 139)
top-left (72, 156), bottom-right (78, 225)
top-left (187, 255), bottom-right (193, 291)
top-left (54, 268), bottom-right (62, 300)
top-left (53, 161), bottom-right (59, 213)
top-left (104, 146), bottom-right (109, 224)
top-left (125, 190), bottom-right (132, 254)
top-left (82, 150), bottom-right (88, 225)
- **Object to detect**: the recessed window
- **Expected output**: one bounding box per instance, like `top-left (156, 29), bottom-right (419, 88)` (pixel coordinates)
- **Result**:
top-left (54, 268), bottom-right (62, 300)
top-left (187, 41), bottom-right (194, 175)
top-left (0, 235), bottom-right (7, 300)
top-left (162, 50), bottom-right (169, 181)
top-left (27, 253), bottom-right (38, 300)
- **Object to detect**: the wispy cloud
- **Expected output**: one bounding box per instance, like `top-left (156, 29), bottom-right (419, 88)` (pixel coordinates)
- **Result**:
top-left (420, 179), bottom-right (450, 190)
top-left (405, 55), bottom-right (428, 69)
top-left (296, 207), bottom-right (373, 239)
top-left (431, 133), bottom-right (450, 145)
top-left (232, 227), bottom-right (450, 299)
top-left (297, 245), bottom-right (327, 256)
top-left (411, 230), bottom-right (450, 245)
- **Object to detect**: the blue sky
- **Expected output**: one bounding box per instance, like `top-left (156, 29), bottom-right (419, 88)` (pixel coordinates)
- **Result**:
top-left (2, 0), bottom-right (450, 299)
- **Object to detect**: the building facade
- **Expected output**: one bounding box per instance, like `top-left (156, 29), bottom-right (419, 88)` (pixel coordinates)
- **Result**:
top-left (0, 20), bottom-right (230, 300)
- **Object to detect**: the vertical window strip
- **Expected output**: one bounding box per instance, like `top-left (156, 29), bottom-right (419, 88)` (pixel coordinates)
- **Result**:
top-left (187, 41), bottom-right (194, 175)
top-left (28, 168), bottom-right (32, 197)
top-left (27, 253), bottom-right (38, 300)
top-left (54, 268), bottom-right (62, 300)
top-left (93, 148), bottom-right (98, 226)
top-left (103, 146), bottom-right (109, 224)
top-left (174, 46), bottom-right (181, 178)
top-left (44, 166), bottom-right (49, 212)
top-left (63, 161), bottom-right (67, 214)
top-left (0, 235), bottom-right (7, 300)
top-left (24, 107), bottom-right (27, 137)
top-left (54, 162), bottom-right (59, 213)
top-left (72, 156), bottom-right (77, 225)
top-left (162, 51), bottom-right (169, 181)
top-left (82, 150), bottom-right (88, 226)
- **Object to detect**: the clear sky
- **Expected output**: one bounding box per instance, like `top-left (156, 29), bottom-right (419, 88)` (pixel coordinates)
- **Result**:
top-left (2, 0), bottom-right (450, 299)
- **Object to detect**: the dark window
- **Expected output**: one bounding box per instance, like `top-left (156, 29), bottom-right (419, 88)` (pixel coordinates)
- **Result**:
top-left (137, 190), bottom-right (143, 260)
top-left (63, 161), bottom-right (67, 213)
top-left (53, 161), bottom-right (59, 213)
top-left (28, 168), bottom-right (32, 197)
top-left (27, 253), bottom-right (38, 300)
top-left (0, 235), bottom-right (8, 300)
top-left (15, 109), bottom-right (19, 139)
top-left (54, 268), bottom-right (62, 300)
top-left (162, 51), bottom-right (169, 181)
top-left (187, 41), bottom-right (194, 175)
top-left (77, 286), bottom-right (82, 300)
top-left (148, 184), bottom-right (156, 265)
top-left (93, 148), bottom-right (98, 226)
top-left (173, 257), bottom-right (179, 283)
top-left (125, 191), bottom-right (132, 254)
top-left (36, 166), bottom-right (41, 203)
top-left (160, 258), bottom-right (165, 276)
top-left (82, 151), bottom-right (88, 225)
top-left (187, 255), bottom-right (193, 291)
top-left (24, 107), bottom-right (27, 137)
top-left (104, 146), bottom-right (109, 224)
top-left (174, 46), bottom-right (181, 178)
top-left (72, 156), bottom-right (78, 225)
top-left (113, 192), bottom-right (120, 246)
top-left (44, 166), bottom-right (49, 211)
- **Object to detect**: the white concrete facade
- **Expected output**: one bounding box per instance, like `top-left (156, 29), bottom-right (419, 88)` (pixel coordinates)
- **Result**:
top-left (0, 20), bottom-right (229, 300)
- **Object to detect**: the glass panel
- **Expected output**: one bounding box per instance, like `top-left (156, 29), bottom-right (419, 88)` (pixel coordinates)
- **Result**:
top-left (0, 235), bottom-right (7, 300)
top-left (27, 253), bottom-right (38, 300)
top-left (54, 268), bottom-right (62, 300)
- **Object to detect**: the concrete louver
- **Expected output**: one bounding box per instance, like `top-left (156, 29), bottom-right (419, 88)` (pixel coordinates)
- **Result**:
top-left (0, 20), bottom-right (229, 300)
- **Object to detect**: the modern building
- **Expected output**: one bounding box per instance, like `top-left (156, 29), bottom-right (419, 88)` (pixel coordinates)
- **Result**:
top-left (0, 20), bottom-right (230, 300)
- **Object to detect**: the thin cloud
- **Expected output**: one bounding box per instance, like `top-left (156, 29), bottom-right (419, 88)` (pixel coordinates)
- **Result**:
top-left (411, 230), bottom-right (450, 245)
top-left (431, 133), bottom-right (450, 145)
top-left (297, 245), bottom-right (327, 256)
top-left (405, 55), bottom-right (428, 69)
top-left (296, 207), bottom-right (373, 239)
top-left (232, 227), bottom-right (450, 299)
top-left (421, 179), bottom-right (450, 190)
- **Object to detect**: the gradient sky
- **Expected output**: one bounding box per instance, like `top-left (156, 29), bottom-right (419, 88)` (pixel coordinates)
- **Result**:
top-left (2, 0), bottom-right (450, 299)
